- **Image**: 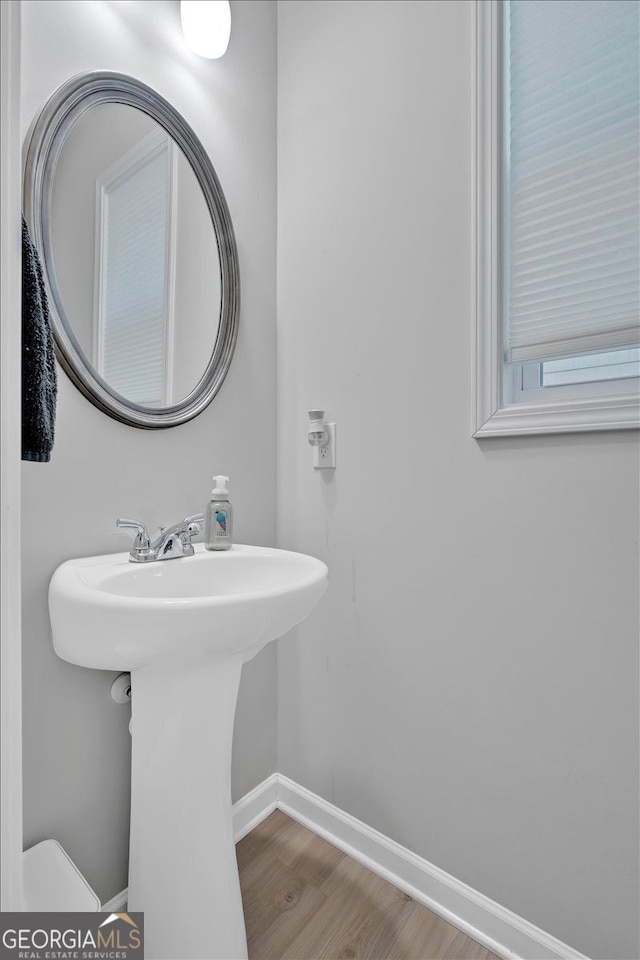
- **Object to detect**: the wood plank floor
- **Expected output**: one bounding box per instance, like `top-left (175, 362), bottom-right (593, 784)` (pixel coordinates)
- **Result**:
top-left (237, 810), bottom-right (500, 960)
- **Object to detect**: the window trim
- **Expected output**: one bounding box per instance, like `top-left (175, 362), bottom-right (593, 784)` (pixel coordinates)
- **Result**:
top-left (472, 0), bottom-right (640, 438)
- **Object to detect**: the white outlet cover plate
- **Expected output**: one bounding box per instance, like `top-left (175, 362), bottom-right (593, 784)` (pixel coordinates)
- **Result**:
top-left (313, 422), bottom-right (336, 469)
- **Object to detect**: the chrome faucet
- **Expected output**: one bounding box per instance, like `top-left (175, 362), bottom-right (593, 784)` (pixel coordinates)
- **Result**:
top-left (117, 514), bottom-right (204, 563)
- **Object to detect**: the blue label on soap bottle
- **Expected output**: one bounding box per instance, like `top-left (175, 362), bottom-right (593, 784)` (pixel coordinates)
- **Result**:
top-left (215, 509), bottom-right (228, 537)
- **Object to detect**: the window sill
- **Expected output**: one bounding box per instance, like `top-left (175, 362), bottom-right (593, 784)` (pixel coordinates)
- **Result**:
top-left (473, 393), bottom-right (640, 438)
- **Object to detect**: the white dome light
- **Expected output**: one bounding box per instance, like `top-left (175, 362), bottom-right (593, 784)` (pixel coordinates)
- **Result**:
top-left (180, 1), bottom-right (231, 59)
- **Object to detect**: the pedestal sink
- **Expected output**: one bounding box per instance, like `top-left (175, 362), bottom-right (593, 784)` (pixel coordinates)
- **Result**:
top-left (49, 544), bottom-right (328, 960)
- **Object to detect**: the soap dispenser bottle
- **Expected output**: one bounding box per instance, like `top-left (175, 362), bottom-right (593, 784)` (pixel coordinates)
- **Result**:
top-left (205, 475), bottom-right (233, 551)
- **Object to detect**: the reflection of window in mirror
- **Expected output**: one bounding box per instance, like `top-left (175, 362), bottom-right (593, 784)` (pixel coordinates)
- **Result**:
top-left (94, 130), bottom-right (176, 406)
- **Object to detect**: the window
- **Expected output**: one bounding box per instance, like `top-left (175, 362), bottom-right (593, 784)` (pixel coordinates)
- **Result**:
top-left (473, 0), bottom-right (640, 436)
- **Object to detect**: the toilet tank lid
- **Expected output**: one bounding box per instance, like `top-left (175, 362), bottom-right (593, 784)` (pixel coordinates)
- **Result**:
top-left (23, 839), bottom-right (100, 911)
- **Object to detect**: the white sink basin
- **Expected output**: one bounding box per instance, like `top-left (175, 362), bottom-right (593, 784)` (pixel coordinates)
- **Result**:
top-left (49, 543), bottom-right (327, 960)
top-left (50, 543), bottom-right (327, 669)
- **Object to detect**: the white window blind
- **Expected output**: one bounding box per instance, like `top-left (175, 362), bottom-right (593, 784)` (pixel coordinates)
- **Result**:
top-left (101, 145), bottom-right (169, 405)
top-left (542, 346), bottom-right (640, 386)
top-left (505, 0), bottom-right (640, 364)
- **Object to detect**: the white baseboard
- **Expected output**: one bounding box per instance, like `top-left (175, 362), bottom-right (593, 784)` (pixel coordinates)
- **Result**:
top-left (101, 773), bottom-right (588, 960)
top-left (232, 772), bottom-right (279, 842)
top-left (101, 888), bottom-right (129, 913)
top-left (276, 775), bottom-right (588, 960)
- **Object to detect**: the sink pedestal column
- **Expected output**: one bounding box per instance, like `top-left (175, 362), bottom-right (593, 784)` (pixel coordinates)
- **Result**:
top-left (128, 655), bottom-right (247, 960)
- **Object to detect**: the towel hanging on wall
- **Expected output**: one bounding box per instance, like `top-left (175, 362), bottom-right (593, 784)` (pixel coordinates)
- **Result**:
top-left (22, 216), bottom-right (57, 462)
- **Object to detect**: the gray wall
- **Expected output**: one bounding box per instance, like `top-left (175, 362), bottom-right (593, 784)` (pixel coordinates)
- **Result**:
top-left (21, 0), bottom-right (277, 904)
top-left (276, 3), bottom-right (640, 959)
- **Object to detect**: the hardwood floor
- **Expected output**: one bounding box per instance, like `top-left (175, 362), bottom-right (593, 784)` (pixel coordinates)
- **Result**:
top-left (237, 810), bottom-right (500, 960)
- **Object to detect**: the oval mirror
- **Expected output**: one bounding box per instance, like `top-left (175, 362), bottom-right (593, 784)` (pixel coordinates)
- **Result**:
top-left (23, 72), bottom-right (239, 428)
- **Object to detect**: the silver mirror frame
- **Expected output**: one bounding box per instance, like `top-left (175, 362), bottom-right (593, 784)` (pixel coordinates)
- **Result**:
top-left (23, 71), bottom-right (239, 429)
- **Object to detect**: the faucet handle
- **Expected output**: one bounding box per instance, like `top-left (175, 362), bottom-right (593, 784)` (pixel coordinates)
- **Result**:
top-left (184, 513), bottom-right (204, 537)
top-left (116, 518), bottom-right (151, 550)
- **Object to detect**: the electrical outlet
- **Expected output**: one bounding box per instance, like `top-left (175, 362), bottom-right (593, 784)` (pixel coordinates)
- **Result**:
top-left (313, 422), bottom-right (336, 469)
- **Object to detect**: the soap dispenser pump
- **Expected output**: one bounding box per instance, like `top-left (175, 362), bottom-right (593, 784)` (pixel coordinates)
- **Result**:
top-left (205, 475), bottom-right (233, 551)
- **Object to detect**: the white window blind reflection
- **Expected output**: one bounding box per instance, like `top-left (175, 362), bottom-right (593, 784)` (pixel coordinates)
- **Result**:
top-left (101, 144), bottom-right (170, 405)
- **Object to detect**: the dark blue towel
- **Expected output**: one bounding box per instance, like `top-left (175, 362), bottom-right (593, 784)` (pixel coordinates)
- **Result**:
top-left (22, 216), bottom-right (57, 462)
